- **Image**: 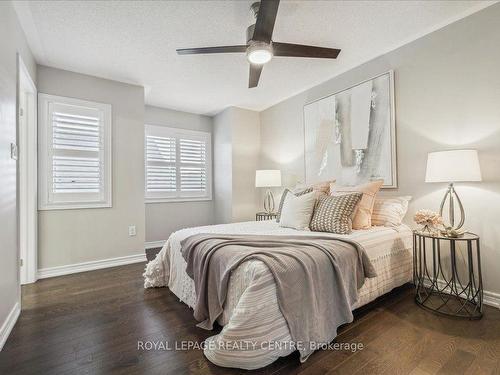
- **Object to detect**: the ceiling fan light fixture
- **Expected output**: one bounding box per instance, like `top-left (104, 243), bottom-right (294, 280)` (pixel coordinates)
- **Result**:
top-left (177, 1), bottom-right (341, 88)
top-left (246, 42), bottom-right (273, 65)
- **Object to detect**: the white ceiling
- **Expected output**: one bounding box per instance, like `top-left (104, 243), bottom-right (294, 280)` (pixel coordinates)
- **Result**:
top-left (14, 0), bottom-right (495, 115)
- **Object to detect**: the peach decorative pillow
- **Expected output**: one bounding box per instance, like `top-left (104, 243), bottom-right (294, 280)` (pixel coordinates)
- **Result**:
top-left (294, 179), bottom-right (335, 195)
top-left (330, 179), bottom-right (384, 229)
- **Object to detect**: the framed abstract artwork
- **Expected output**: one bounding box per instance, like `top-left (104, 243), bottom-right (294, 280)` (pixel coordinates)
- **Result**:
top-left (303, 71), bottom-right (397, 188)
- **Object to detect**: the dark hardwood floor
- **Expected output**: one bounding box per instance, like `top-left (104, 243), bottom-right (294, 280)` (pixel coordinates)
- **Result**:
top-left (1, 262), bottom-right (499, 375)
top-left (145, 247), bottom-right (162, 262)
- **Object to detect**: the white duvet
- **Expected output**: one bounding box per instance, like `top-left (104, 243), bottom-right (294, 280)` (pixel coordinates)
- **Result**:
top-left (144, 220), bottom-right (413, 370)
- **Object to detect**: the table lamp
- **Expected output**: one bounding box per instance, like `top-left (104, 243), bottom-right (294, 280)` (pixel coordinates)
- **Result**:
top-left (255, 169), bottom-right (281, 214)
top-left (425, 149), bottom-right (482, 230)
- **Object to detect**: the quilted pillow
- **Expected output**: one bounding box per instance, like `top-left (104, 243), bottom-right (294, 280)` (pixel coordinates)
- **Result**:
top-left (310, 193), bottom-right (363, 234)
top-left (276, 188), bottom-right (313, 222)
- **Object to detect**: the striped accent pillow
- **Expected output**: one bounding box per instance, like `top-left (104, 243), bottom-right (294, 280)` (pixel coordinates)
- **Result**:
top-left (276, 188), bottom-right (313, 223)
top-left (310, 193), bottom-right (363, 234)
top-left (371, 196), bottom-right (412, 227)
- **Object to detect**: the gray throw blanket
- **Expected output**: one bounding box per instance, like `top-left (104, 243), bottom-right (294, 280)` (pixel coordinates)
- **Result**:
top-left (181, 234), bottom-right (376, 361)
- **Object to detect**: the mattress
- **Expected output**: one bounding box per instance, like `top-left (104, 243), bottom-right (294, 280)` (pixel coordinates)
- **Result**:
top-left (144, 220), bottom-right (413, 370)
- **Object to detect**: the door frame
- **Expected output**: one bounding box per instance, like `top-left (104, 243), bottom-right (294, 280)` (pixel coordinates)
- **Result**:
top-left (18, 55), bottom-right (37, 285)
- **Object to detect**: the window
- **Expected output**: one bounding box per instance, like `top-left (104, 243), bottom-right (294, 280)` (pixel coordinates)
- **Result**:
top-left (145, 125), bottom-right (212, 202)
top-left (38, 94), bottom-right (112, 210)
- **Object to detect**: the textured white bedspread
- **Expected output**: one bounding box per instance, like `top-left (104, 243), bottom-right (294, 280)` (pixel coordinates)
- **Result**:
top-left (144, 220), bottom-right (413, 370)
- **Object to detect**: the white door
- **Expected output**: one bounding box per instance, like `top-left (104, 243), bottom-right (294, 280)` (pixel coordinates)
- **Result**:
top-left (18, 56), bottom-right (37, 285)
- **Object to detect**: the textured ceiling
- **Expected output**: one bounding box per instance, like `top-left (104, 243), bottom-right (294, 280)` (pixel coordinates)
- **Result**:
top-left (14, 0), bottom-right (495, 115)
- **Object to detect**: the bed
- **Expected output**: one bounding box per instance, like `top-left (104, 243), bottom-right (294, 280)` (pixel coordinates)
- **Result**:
top-left (144, 220), bottom-right (413, 370)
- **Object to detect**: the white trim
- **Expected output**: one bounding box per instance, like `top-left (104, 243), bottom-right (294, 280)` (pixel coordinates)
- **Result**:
top-left (145, 197), bottom-right (212, 204)
top-left (145, 124), bottom-right (212, 202)
top-left (18, 55), bottom-right (38, 285)
top-left (37, 93), bottom-right (112, 210)
top-left (423, 279), bottom-right (500, 310)
top-left (38, 201), bottom-right (112, 211)
top-left (145, 240), bottom-right (166, 250)
top-left (0, 302), bottom-right (21, 351)
top-left (37, 253), bottom-right (146, 279)
top-left (484, 290), bottom-right (500, 309)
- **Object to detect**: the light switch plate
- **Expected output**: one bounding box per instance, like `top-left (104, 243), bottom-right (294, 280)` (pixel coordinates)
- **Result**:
top-left (128, 225), bottom-right (136, 237)
top-left (10, 143), bottom-right (18, 160)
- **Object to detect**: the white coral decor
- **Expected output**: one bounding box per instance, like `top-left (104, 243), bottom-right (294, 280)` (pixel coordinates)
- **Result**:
top-left (414, 209), bottom-right (443, 233)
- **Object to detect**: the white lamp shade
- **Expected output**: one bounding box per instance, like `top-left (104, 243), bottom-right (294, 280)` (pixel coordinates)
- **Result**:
top-left (425, 150), bottom-right (482, 183)
top-left (255, 170), bottom-right (282, 187)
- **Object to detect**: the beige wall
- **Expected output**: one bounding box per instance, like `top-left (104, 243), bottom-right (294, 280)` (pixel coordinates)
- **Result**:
top-left (0, 1), bottom-right (36, 341)
top-left (145, 105), bottom-right (214, 242)
top-left (37, 66), bottom-right (145, 269)
top-left (214, 107), bottom-right (261, 223)
top-left (260, 5), bottom-right (500, 299)
top-left (230, 108), bottom-right (261, 222)
top-left (213, 109), bottom-right (233, 224)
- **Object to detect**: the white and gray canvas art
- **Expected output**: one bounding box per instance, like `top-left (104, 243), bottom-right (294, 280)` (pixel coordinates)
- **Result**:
top-left (303, 71), bottom-right (397, 188)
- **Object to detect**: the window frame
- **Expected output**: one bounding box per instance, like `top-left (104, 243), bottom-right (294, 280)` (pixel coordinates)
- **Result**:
top-left (144, 124), bottom-right (212, 203)
top-left (38, 93), bottom-right (112, 210)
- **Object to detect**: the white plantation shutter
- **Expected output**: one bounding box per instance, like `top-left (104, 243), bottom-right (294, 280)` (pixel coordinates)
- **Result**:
top-left (145, 125), bottom-right (212, 201)
top-left (145, 134), bottom-right (176, 196)
top-left (39, 94), bottom-right (112, 209)
top-left (179, 138), bottom-right (207, 192)
top-left (52, 155), bottom-right (100, 193)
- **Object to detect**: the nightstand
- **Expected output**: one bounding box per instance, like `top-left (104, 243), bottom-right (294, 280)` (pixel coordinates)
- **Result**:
top-left (256, 212), bottom-right (277, 221)
top-left (413, 231), bottom-right (483, 319)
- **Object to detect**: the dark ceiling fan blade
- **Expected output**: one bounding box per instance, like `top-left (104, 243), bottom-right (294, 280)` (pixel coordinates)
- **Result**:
top-left (249, 64), bottom-right (263, 88)
top-left (273, 42), bottom-right (341, 59)
top-left (253, 0), bottom-right (280, 43)
top-left (177, 45), bottom-right (247, 55)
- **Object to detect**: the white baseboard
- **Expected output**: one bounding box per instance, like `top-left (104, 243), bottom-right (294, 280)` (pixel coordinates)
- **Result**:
top-left (423, 279), bottom-right (500, 309)
top-left (37, 253), bottom-right (147, 279)
top-left (144, 240), bottom-right (166, 250)
top-left (0, 302), bottom-right (20, 351)
top-left (484, 290), bottom-right (500, 309)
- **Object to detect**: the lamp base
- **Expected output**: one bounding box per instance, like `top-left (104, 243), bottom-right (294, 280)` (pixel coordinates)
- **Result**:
top-left (439, 183), bottom-right (465, 231)
top-left (263, 189), bottom-right (275, 214)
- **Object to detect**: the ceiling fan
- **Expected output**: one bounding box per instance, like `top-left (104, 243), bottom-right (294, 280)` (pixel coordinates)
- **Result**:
top-left (176, 0), bottom-right (341, 88)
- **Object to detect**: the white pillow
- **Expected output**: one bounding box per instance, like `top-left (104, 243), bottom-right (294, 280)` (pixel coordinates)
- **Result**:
top-left (371, 196), bottom-right (412, 227)
top-left (279, 191), bottom-right (317, 230)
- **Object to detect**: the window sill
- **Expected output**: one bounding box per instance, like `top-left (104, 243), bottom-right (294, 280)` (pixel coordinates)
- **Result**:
top-left (145, 197), bottom-right (212, 204)
top-left (38, 202), bottom-right (112, 211)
